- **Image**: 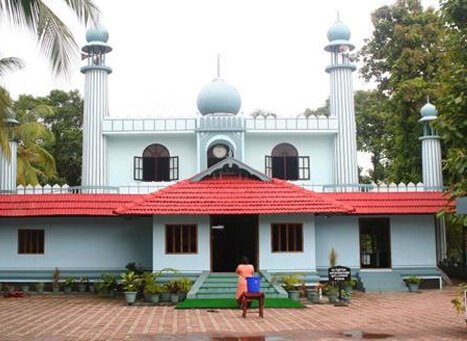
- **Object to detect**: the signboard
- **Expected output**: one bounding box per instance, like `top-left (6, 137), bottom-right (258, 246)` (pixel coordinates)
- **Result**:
top-left (328, 266), bottom-right (351, 282)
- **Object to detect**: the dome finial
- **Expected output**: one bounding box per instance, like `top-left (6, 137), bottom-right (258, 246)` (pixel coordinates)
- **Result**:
top-left (217, 54), bottom-right (221, 79)
top-left (420, 97), bottom-right (438, 119)
top-left (337, 10), bottom-right (340, 22)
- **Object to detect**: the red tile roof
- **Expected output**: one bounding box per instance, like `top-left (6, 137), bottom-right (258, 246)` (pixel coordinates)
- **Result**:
top-left (115, 177), bottom-right (354, 215)
top-left (325, 191), bottom-right (450, 215)
top-left (0, 184), bottom-right (451, 217)
top-left (0, 194), bottom-right (142, 217)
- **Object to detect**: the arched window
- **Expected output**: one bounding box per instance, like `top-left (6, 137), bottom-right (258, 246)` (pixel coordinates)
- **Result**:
top-left (134, 144), bottom-right (178, 182)
top-left (207, 143), bottom-right (231, 168)
top-left (265, 143), bottom-right (309, 180)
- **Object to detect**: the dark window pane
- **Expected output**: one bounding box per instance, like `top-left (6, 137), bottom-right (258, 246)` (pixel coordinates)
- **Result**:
top-left (18, 230), bottom-right (44, 254)
top-left (280, 224), bottom-right (287, 251)
top-left (285, 157), bottom-right (299, 180)
top-left (143, 157), bottom-right (156, 181)
top-left (272, 157), bottom-right (285, 179)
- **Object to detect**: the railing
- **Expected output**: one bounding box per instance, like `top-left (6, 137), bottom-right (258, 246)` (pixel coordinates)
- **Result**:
top-left (3, 181), bottom-right (445, 195)
top-left (245, 116), bottom-right (337, 131)
top-left (102, 118), bottom-right (197, 133)
top-left (101, 116), bottom-right (338, 133)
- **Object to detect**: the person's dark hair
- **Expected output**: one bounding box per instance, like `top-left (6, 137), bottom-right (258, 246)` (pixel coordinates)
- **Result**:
top-left (240, 256), bottom-right (249, 264)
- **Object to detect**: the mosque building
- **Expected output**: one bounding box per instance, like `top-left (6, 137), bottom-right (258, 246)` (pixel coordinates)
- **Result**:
top-left (0, 19), bottom-right (449, 292)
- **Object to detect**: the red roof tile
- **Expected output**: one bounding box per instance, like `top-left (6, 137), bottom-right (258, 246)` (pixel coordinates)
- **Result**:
top-left (325, 191), bottom-right (450, 214)
top-left (115, 177), bottom-right (354, 215)
top-left (0, 194), bottom-right (142, 217)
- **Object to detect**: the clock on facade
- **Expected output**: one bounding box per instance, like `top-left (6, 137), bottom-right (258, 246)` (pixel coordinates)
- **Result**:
top-left (212, 144), bottom-right (228, 158)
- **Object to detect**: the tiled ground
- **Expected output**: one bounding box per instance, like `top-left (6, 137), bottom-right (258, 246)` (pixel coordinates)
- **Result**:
top-left (0, 286), bottom-right (465, 340)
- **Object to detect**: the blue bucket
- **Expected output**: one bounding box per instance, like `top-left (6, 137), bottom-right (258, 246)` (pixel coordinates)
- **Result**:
top-left (246, 276), bottom-right (261, 293)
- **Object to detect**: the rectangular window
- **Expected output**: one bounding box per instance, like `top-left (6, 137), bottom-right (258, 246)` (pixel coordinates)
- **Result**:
top-left (359, 218), bottom-right (391, 268)
top-left (18, 229), bottom-right (44, 254)
top-left (265, 156), bottom-right (310, 180)
top-left (271, 223), bottom-right (303, 252)
top-left (133, 156), bottom-right (179, 182)
top-left (166, 224), bottom-right (197, 254)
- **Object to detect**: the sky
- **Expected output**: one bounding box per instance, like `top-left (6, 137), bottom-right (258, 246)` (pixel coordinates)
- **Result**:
top-left (0, 0), bottom-right (439, 119)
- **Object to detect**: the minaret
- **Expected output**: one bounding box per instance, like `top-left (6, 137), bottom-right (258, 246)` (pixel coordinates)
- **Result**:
top-left (419, 99), bottom-right (443, 189)
top-left (325, 17), bottom-right (358, 188)
top-left (419, 99), bottom-right (446, 261)
top-left (80, 26), bottom-right (112, 191)
top-left (0, 109), bottom-right (20, 193)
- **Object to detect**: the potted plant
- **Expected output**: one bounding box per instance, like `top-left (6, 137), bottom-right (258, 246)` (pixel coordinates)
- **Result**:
top-left (307, 286), bottom-right (321, 304)
top-left (98, 273), bottom-right (117, 297)
top-left (279, 273), bottom-right (303, 301)
top-left (177, 277), bottom-right (192, 302)
top-left (63, 277), bottom-right (75, 294)
top-left (164, 279), bottom-right (181, 303)
top-left (343, 278), bottom-right (357, 293)
top-left (78, 277), bottom-right (89, 293)
top-left (142, 272), bottom-right (155, 302)
top-left (35, 282), bottom-right (45, 294)
top-left (323, 284), bottom-right (339, 303)
top-left (144, 282), bottom-right (163, 304)
top-left (120, 271), bottom-right (142, 306)
top-left (405, 275), bottom-right (421, 292)
top-left (52, 267), bottom-right (61, 294)
top-left (21, 284), bottom-right (30, 292)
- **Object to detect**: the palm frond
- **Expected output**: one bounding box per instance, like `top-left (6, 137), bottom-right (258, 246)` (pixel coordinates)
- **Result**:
top-left (37, 2), bottom-right (77, 77)
top-left (63, 0), bottom-right (100, 24)
top-left (0, 56), bottom-right (25, 77)
top-left (0, 0), bottom-right (100, 77)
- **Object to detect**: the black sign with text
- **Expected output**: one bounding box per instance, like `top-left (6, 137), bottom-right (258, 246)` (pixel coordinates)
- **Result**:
top-left (328, 266), bottom-right (351, 282)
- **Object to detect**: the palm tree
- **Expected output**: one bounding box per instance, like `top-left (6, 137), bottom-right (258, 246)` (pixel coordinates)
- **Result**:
top-left (0, 0), bottom-right (100, 77)
top-left (15, 120), bottom-right (57, 185)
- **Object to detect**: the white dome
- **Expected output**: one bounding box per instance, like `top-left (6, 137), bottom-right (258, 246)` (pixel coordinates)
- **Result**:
top-left (197, 79), bottom-right (241, 115)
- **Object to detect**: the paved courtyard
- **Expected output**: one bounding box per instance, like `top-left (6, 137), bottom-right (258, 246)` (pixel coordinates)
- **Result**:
top-left (0, 286), bottom-right (465, 340)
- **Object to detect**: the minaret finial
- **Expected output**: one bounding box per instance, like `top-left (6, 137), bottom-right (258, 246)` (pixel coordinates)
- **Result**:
top-left (337, 10), bottom-right (340, 22)
top-left (427, 95), bottom-right (430, 103)
top-left (217, 54), bottom-right (221, 79)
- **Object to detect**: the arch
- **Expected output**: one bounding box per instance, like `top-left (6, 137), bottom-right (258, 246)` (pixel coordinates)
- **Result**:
top-left (267, 143), bottom-right (308, 181)
top-left (143, 144), bottom-right (170, 158)
top-left (134, 143), bottom-right (178, 182)
top-left (271, 143), bottom-right (298, 157)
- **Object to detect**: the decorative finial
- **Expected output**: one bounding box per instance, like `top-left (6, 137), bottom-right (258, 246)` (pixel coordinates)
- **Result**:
top-left (217, 54), bottom-right (221, 79)
top-left (337, 10), bottom-right (340, 22)
top-left (426, 95), bottom-right (430, 103)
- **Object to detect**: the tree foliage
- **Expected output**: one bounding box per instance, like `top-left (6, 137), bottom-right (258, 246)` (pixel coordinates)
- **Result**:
top-left (354, 90), bottom-right (390, 182)
top-left (358, 0), bottom-right (447, 184)
top-left (0, 0), bottom-right (100, 77)
top-left (13, 90), bottom-right (83, 185)
top-left (435, 0), bottom-right (467, 200)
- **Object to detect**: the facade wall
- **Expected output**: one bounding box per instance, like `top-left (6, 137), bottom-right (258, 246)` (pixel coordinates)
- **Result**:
top-left (0, 217), bottom-right (152, 271)
top-left (390, 215), bottom-right (437, 268)
top-left (258, 214), bottom-right (316, 271)
top-left (107, 134), bottom-right (197, 186)
top-left (315, 216), bottom-right (360, 270)
top-left (244, 133), bottom-right (335, 186)
top-left (153, 215), bottom-right (210, 272)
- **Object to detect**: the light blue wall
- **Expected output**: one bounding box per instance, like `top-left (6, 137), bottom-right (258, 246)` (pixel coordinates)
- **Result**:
top-left (244, 134), bottom-right (334, 185)
top-left (315, 216), bottom-right (360, 269)
top-left (153, 215), bottom-right (210, 272)
top-left (0, 217), bottom-right (152, 271)
top-left (107, 134), bottom-right (197, 186)
top-left (391, 215), bottom-right (437, 268)
top-left (259, 214), bottom-right (316, 271)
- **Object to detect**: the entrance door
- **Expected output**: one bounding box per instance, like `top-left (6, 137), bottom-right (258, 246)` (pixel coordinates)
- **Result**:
top-left (211, 215), bottom-right (258, 272)
top-left (359, 218), bottom-right (391, 268)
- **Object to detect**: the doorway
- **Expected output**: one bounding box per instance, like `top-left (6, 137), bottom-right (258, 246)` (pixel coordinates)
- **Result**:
top-left (359, 218), bottom-right (391, 268)
top-left (210, 215), bottom-right (258, 272)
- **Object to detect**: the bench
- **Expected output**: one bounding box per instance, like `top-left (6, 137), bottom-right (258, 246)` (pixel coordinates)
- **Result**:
top-left (402, 275), bottom-right (443, 290)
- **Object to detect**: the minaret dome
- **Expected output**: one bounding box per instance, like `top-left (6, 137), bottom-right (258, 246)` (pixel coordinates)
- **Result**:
top-left (420, 101), bottom-right (438, 121)
top-left (197, 78), bottom-right (242, 115)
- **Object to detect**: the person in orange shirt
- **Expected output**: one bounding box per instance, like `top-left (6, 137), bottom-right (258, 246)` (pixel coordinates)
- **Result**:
top-left (235, 256), bottom-right (255, 302)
